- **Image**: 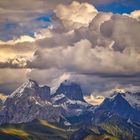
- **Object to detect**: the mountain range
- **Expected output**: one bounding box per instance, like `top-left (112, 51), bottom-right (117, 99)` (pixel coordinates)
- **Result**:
top-left (0, 79), bottom-right (140, 140)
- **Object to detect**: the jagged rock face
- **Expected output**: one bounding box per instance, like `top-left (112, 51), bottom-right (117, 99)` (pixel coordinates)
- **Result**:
top-left (10, 79), bottom-right (51, 101)
top-left (120, 92), bottom-right (140, 111)
top-left (2, 79), bottom-right (140, 127)
top-left (0, 79), bottom-right (94, 125)
top-left (0, 80), bottom-right (61, 125)
top-left (0, 99), bottom-right (2, 108)
top-left (96, 92), bottom-right (140, 123)
top-left (52, 80), bottom-right (84, 101)
top-left (39, 86), bottom-right (51, 101)
top-left (51, 80), bottom-right (92, 114)
top-left (51, 81), bottom-right (94, 125)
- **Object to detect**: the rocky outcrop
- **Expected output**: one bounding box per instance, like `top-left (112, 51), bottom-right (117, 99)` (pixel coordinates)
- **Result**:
top-left (52, 80), bottom-right (85, 101)
top-left (0, 79), bottom-right (94, 125)
top-left (0, 80), bottom-right (61, 124)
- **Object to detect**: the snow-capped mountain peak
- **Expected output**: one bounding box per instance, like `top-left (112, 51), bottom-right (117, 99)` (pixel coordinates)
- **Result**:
top-left (109, 91), bottom-right (140, 110)
top-left (0, 79), bottom-right (61, 125)
top-left (96, 91), bottom-right (140, 123)
top-left (0, 79), bottom-right (95, 125)
top-left (25, 79), bottom-right (39, 88)
top-left (9, 79), bottom-right (52, 102)
top-left (9, 79), bottom-right (39, 98)
top-left (110, 92), bottom-right (125, 101)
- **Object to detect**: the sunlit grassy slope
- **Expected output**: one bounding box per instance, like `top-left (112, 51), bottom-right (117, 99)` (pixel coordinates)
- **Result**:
top-left (0, 127), bottom-right (29, 137)
top-left (0, 119), bottom-right (137, 140)
top-left (0, 120), bottom-right (67, 140)
top-left (84, 134), bottom-right (119, 140)
top-left (0, 120), bottom-right (121, 140)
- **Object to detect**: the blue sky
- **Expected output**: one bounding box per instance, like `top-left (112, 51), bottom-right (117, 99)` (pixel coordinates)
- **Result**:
top-left (96, 1), bottom-right (140, 14)
top-left (0, 0), bottom-right (140, 41)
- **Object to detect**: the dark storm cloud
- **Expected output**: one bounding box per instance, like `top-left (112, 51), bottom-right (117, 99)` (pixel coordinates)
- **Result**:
top-left (80, 72), bottom-right (140, 78)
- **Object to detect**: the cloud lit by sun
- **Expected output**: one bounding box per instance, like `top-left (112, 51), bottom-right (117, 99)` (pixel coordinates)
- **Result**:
top-left (115, 86), bottom-right (126, 93)
top-left (0, 93), bottom-right (8, 100)
top-left (84, 95), bottom-right (104, 105)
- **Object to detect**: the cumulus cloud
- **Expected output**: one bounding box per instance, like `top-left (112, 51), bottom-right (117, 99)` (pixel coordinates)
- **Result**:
top-left (84, 95), bottom-right (104, 105)
top-left (55, 1), bottom-right (98, 29)
top-left (27, 68), bottom-right (65, 86)
top-left (101, 14), bottom-right (140, 52)
top-left (0, 93), bottom-right (8, 100)
top-left (0, 35), bottom-right (35, 45)
top-left (1, 0), bottom-right (138, 40)
top-left (28, 6), bottom-right (140, 74)
top-left (0, 0), bottom-right (140, 40)
top-left (95, 84), bottom-right (140, 98)
top-left (0, 1), bottom-right (140, 95)
top-left (0, 36), bottom-right (37, 59)
top-left (29, 39), bottom-right (140, 74)
top-left (0, 57), bottom-right (28, 68)
top-left (0, 32), bottom-right (50, 70)
top-left (131, 10), bottom-right (140, 20)
top-left (0, 35), bottom-right (38, 71)
top-left (25, 2), bottom-right (140, 96)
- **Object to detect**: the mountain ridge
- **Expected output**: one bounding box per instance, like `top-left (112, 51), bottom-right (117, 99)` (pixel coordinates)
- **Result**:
top-left (0, 79), bottom-right (94, 125)
top-left (1, 80), bottom-right (140, 125)
top-left (0, 79), bottom-right (140, 140)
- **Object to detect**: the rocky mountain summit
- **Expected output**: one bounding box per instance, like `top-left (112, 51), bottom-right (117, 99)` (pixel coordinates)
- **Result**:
top-left (95, 92), bottom-right (140, 123)
top-left (0, 80), bottom-right (60, 125)
top-left (0, 79), bottom-right (140, 128)
top-left (51, 80), bottom-right (84, 101)
top-left (0, 79), bottom-right (93, 125)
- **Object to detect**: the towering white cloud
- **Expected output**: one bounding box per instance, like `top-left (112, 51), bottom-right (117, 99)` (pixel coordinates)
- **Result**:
top-left (131, 10), bottom-right (140, 20)
top-left (26, 2), bottom-right (140, 95)
top-left (0, 1), bottom-right (140, 95)
top-left (55, 1), bottom-right (98, 29)
top-left (0, 35), bottom-right (35, 45)
top-left (28, 3), bottom-right (140, 74)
